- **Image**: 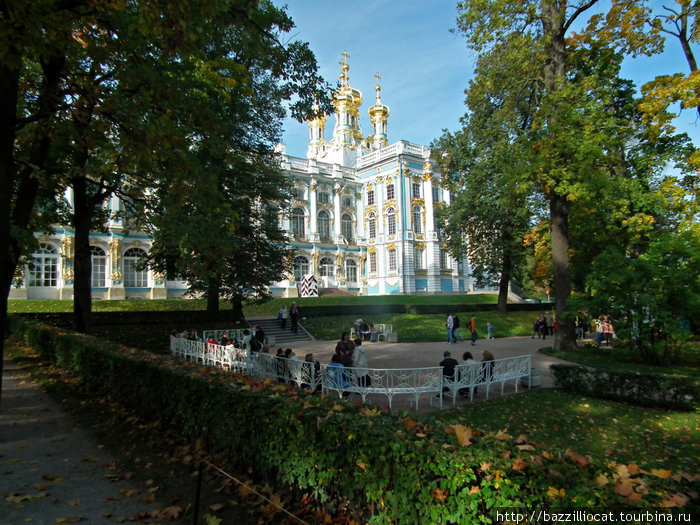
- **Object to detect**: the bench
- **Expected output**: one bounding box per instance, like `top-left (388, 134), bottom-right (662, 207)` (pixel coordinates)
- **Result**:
top-left (443, 355), bottom-right (532, 405)
top-left (350, 323), bottom-right (397, 342)
top-left (322, 365), bottom-right (443, 409)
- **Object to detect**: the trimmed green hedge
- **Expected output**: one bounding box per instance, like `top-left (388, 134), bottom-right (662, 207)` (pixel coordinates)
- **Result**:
top-left (9, 317), bottom-right (696, 521)
top-left (550, 364), bottom-right (699, 411)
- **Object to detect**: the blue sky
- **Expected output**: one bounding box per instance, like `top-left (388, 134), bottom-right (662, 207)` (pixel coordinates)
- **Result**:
top-left (277, 1), bottom-right (699, 159)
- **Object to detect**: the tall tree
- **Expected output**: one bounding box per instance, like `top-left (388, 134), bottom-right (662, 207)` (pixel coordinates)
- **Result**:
top-left (453, 0), bottom-right (676, 350)
top-left (145, 13), bottom-right (331, 316)
top-left (432, 38), bottom-right (541, 312)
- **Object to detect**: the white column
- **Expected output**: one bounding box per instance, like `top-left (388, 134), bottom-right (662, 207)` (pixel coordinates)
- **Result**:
top-left (333, 184), bottom-right (342, 241)
top-left (309, 180), bottom-right (318, 241)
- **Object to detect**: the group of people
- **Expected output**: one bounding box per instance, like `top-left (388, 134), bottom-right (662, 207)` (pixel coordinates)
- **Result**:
top-left (277, 302), bottom-right (300, 334)
top-left (594, 315), bottom-right (615, 347)
top-left (329, 332), bottom-right (371, 388)
top-left (446, 314), bottom-right (486, 346)
top-left (532, 312), bottom-right (555, 339)
top-left (353, 319), bottom-right (382, 342)
top-left (439, 349), bottom-right (495, 397)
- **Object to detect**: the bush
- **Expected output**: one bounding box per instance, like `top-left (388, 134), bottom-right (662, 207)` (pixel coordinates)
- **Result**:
top-left (550, 364), bottom-right (699, 410)
top-left (9, 317), bottom-right (697, 520)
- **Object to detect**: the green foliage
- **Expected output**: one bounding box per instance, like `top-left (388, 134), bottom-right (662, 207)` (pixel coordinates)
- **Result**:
top-left (550, 364), bottom-right (698, 410)
top-left (10, 318), bottom-right (698, 518)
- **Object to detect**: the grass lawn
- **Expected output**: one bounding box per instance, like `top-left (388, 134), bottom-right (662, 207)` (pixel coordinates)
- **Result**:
top-left (431, 389), bottom-right (699, 472)
top-left (540, 342), bottom-right (700, 379)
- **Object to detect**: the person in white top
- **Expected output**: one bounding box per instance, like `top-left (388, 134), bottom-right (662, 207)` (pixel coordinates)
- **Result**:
top-left (352, 338), bottom-right (371, 387)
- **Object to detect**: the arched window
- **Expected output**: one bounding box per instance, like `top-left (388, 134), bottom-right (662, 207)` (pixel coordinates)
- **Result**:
top-left (368, 212), bottom-right (376, 239)
top-left (386, 183), bottom-right (395, 200)
top-left (28, 243), bottom-right (58, 287)
top-left (345, 259), bottom-right (357, 283)
top-left (414, 248), bottom-right (424, 270)
top-left (318, 210), bottom-right (331, 239)
top-left (319, 256), bottom-right (334, 277)
top-left (387, 207), bottom-right (396, 236)
top-left (413, 206), bottom-right (422, 234)
top-left (293, 255), bottom-right (308, 281)
top-left (91, 246), bottom-right (107, 287)
top-left (388, 249), bottom-right (397, 272)
top-left (123, 247), bottom-right (148, 288)
top-left (341, 213), bottom-right (353, 241)
top-left (291, 208), bottom-right (305, 237)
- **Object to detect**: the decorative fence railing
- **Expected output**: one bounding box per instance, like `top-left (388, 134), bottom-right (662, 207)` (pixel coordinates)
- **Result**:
top-left (170, 337), bottom-right (533, 410)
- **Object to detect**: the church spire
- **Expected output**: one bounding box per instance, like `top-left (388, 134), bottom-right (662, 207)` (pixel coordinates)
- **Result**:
top-left (368, 72), bottom-right (389, 149)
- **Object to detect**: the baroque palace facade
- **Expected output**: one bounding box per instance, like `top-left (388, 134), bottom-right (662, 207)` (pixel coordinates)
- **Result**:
top-left (12, 54), bottom-right (477, 300)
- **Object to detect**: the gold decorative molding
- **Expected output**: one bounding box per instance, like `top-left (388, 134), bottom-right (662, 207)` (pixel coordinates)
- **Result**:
top-left (423, 173), bottom-right (434, 182)
top-left (382, 199), bottom-right (396, 212)
top-left (291, 199), bottom-right (307, 208)
top-left (415, 242), bottom-right (425, 250)
top-left (364, 205), bottom-right (377, 217)
top-left (309, 183), bottom-right (318, 192)
top-left (411, 198), bottom-right (425, 208)
top-left (111, 268), bottom-right (123, 282)
top-left (415, 270), bottom-right (428, 276)
top-left (368, 246), bottom-right (376, 254)
top-left (62, 267), bottom-right (74, 281)
top-left (386, 243), bottom-right (396, 251)
top-left (61, 236), bottom-right (75, 259)
top-left (386, 175), bottom-right (393, 184)
top-left (442, 243), bottom-right (449, 249)
top-left (334, 188), bottom-right (342, 195)
top-left (366, 182), bottom-right (374, 190)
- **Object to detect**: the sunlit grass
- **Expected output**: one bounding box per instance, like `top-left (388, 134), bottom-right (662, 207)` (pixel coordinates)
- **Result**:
top-left (433, 389), bottom-right (699, 471)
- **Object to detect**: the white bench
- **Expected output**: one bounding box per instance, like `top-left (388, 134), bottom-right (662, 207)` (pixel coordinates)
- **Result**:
top-left (322, 365), bottom-right (443, 410)
top-left (443, 355), bottom-right (532, 405)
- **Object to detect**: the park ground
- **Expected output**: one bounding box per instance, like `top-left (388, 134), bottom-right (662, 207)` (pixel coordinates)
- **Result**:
top-left (2, 300), bottom-right (698, 522)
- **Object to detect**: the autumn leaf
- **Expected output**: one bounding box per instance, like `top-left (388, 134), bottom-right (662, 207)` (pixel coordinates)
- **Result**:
top-left (494, 429), bottom-right (512, 441)
top-left (625, 492), bottom-right (643, 504)
top-left (454, 424), bottom-right (473, 447)
top-left (566, 450), bottom-right (590, 468)
top-left (160, 506), bottom-right (182, 519)
top-left (615, 479), bottom-right (634, 497)
top-left (469, 486), bottom-right (480, 495)
top-left (209, 503), bottom-right (224, 512)
top-left (432, 488), bottom-right (449, 500)
top-left (595, 474), bottom-right (609, 486)
top-left (511, 457), bottom-right (528, 471)
top-left (650, 468), bottom-right (672, 479)
top-left (480, 462), bottom-right (491, 472)
top-left (515, 434), bottom-right (529, 444)
top-left (660, 493), bottom-right (689, 507)
top-left (627, 463), bottom-right (639, 475)
top-left (547, 486), bottom-right (565, 499)
top-left (56, 518), bottom-right (84, 524)
top-left (403, 417), bottom-right (416, 430)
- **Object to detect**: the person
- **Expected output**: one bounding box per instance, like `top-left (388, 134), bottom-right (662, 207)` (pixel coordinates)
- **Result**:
top-left (253, 325), bottom-right (265, 347)
top-left (595, 317), bottom-right (604, 347)
top-left (303, 353), bottom-right (321, 391)
top-left (334, 332), bottom-right (354, 367)
top-left (278, 305), bottom-right (288, 329)
top-left (241, 329), bottom-right (253, 351)
top-left (220, 332), bottom-right (231, 346)
top-left (486, 322), bottom-right (494, 340)
top-left (545, 312), bottom-right (554, 336)
top-left (352, 338), bottom-right (371, 387)
top-left (327, 354), bottom-right (350, 392)
top-left (289, 302), bottom-right (300, 333)
top-left (460, 351), bottom-right (478, 397)
top-left (575, 315), bottom-right (585, 339)
top-left (206, 335), bottom-right (218, 352)
top-left (468, 315), bottom-right (478, 346)
top-left (360, 320), bottom-right (371, 341)
top-left (353, 318), bottom-right (364, 338)
top-left (481, 350), bottom-right (495, 381)
top-left (369, 322), bottom-right (382, 342)
top-left (538, 314), bottom-right (547, 340)
top-left (532, 319), bottom-right (540, 339)
top-left (453, 314), bottom-right (466, 342)
top-left (445, 313), bottom-right (455, 344)
top-left (285, 347), bottom-right (297, 360)
top-left (439, 350), bottom-right (459, 391)
top-left (602, 315), bottom-right (614, 346)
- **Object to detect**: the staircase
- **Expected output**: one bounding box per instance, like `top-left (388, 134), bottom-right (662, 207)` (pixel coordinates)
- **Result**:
top-left (247, 317), bottom-right (314, 347)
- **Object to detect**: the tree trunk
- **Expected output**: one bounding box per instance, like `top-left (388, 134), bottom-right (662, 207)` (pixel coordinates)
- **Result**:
top-left (497, 251), bottom-right (511, 313)
top-left (0, 51), bottom-right (65, 401)
top-left (72, 177), bottom-right (93, 333)
top-left (206, 277), bottom-right (219, 312)
top-left (550, 194), bottom-right (576, 350)
top-left (231, 297), bottom-right (245, 323)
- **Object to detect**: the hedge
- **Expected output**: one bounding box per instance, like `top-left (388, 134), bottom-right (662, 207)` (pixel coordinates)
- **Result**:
top-left (8, 317), bottom-right (696, 522)
top-left (550, 364), bottom-right (699, 411)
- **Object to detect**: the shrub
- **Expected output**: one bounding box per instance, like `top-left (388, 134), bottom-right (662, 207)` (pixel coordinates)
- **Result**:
top-left (9, 317), bottom-right (697, 520)
top-left (550, 364), bottom-right (698, 410)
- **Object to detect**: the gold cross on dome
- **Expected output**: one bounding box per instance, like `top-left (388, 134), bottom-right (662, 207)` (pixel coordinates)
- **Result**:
top-left (341, 50), bottom-right (350, 66)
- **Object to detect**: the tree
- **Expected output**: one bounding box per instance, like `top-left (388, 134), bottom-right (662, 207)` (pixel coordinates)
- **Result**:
top-left (432, 38), bottom-right (541, 312)
top-left (145, 15), bottom-right (331, 316)
top-left (452, 0), bottom-right (692, 350)
top-left (0, 0), bottom-right (327, 399)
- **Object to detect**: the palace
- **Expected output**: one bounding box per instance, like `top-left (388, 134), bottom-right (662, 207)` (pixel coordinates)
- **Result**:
top-left (12, 53), bottom-right (479, 300)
